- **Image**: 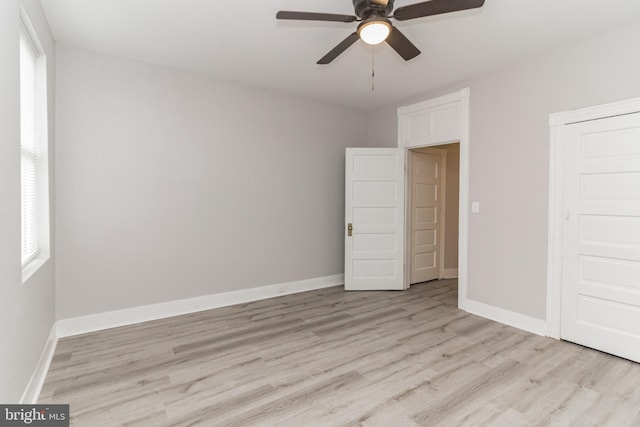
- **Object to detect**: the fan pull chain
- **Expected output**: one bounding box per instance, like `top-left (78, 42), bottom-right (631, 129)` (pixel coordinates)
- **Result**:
top-left (371, 47), bottom-right (375, 92)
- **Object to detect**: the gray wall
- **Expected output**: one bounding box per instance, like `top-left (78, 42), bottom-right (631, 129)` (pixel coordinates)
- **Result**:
top-left (55, 45), bottom-right (368, 319)
top-left (367, 21), bottom-right (640, 319)
top-left (0, 0), bottom-right (56, 402)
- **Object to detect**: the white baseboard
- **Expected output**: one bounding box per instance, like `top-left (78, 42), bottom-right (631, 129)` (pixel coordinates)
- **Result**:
top-left (56, 274), bottom-right (344, 338)
top-left (465, 298), bottom-right (546, 336)
top-left (444, 268), bottom-right (458, 279)
top-left (20, 323), bottom-right (58, 404)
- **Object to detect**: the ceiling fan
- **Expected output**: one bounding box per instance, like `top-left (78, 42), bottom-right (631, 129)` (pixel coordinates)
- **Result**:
top-left (276, 0), bottom-right (485, 64)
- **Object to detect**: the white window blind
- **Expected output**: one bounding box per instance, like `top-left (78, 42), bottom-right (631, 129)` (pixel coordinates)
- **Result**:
top-left (20, 24), bottom-right (40, 266)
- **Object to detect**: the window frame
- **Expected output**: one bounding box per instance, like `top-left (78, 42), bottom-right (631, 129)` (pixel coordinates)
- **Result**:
top-left (20, 9), bottom-right (50, 283)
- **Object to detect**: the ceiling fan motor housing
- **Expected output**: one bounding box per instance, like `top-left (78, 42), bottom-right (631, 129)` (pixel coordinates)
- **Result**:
top-left (353, 0), bottom-right (395, 19)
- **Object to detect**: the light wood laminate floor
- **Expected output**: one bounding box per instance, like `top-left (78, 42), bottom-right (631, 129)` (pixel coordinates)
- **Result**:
top-left (40, 280), bottom-right (640, 426)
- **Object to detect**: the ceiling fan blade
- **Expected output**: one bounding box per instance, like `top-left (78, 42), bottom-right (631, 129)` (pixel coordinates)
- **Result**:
top-left (317, 32), bottom-right (360, 64)
top-left (394, 0), bottom-right (485, 21)
top-left (276, 11), bottom-right (357, 23)
top-left (385, 27), bottom-right (421, 61)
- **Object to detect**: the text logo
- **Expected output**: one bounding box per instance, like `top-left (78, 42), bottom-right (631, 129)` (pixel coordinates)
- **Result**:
top-left (0, 405), bottom-right (69, 426)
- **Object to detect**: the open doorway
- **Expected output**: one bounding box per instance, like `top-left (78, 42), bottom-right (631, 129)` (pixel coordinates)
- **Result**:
top-left (397, 88), bottom-right (470, 309)
top-left (408, 143), bottom-right (460, 286)
top-left (342, 89), bottom-right (470, 307)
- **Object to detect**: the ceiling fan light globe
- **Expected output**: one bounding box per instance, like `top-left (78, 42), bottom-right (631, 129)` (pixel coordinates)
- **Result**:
top-left (358, 20), bottom-right (391, 45)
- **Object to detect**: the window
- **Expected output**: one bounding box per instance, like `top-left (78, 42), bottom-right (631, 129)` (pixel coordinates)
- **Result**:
top-left (20, 12), bottom-right (49, 281)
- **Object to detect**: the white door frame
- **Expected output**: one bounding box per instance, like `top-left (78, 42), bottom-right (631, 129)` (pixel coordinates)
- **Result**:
top-left (398, 88), bottom-right (470, 310)
top-left (546, 96), bottom-right (640, 339)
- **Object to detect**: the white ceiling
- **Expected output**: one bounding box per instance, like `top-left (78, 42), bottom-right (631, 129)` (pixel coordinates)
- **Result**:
top-left (40, 0), bottom-right (640, 110)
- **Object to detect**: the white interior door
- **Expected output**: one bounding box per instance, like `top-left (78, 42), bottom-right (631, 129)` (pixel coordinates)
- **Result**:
top-left (561, 112), bottom-right (640, 363)
top-left (345, 148), bottom-right (405, 291)
top-left (410, 150), bottom-right (444, 284)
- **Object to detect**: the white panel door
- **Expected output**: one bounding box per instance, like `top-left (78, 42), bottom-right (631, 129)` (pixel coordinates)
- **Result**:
top-left (561, 112), bottom-right (640, 362)
top-left (345, 148), bottom-right (405, 291)
top-left (410, 150), bottom-right (443, 284)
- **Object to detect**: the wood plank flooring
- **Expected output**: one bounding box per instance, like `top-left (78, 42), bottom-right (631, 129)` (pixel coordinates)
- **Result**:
top-left (40, 280), bottom-right (640, 426)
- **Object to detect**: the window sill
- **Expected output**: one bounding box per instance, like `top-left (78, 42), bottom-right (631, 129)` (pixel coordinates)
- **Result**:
top-left (22, 252), bottom-right (50, 284)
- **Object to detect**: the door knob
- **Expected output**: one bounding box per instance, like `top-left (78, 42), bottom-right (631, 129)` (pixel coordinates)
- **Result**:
top-left (347, 223), bottom-right (353, 237)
